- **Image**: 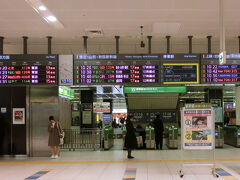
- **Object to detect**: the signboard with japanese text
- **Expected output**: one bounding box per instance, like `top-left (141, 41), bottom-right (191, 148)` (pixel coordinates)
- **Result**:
top-left (93, 102), bottom-right (110, 113)
top-left (181, 106), bottom-right (214, 150)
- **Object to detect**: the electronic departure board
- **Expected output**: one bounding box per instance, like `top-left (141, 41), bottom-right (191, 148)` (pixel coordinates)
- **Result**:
top-left (0, 55), bottom-right (58, 85)
top-left (74, 54), bottom-right (160, 85)
top-left (163, 63), bottom-right (199, 84)
top-left (202, 54), bottom-right (240, 84)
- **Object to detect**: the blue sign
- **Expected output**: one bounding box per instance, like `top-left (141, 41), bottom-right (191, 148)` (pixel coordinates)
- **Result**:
top-left (0, 55), bottom-right (10, 60)
top-left (103, 114), bottom-right (112, 121)
top-left (46, 55), bottom-right (56, 59)
top-left (61, 79), bottom-right (72, 84)
top-left (204, 54), bottom-right (240, 59)
top-left (163, 54), bottom-right (175, 59)
top-left (76, 54), bottom-right (117, 60)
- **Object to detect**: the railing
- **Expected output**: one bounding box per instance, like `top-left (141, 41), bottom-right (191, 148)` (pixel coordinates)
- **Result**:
top-left (61, 128), bottom-right (102, 151)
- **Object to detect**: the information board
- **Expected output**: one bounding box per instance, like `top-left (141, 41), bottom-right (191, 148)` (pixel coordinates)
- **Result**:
top-left (202, 54), bottom-right (240, 84)
top-left (128, 110), bottom-right (176, 123)
top-left (163, 63), bottom-right (199, 84)
top-left (93, 102), bottom-right (110, 113)
top-left (181, 107), bottom-right (214, 150)
top-left (0, 55), bottom-right (58, 85)
top-left (74, 54), bottom-right (160, 85)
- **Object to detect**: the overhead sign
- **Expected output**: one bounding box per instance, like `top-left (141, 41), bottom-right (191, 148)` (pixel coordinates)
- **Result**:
top-left (13, 108), bottom-right (25, 124)
top-left (124, 86), bottom-right (186, 94)
top-left (219, 51), bottom-right (226, 65)
top-left (93, 102), bottom-right (110, 113)
top-left (0, 55), bottom-right (58, 85)
top-left (59, 86), bottom-right (74, 98)
top-left (181, 106), bottom-right (214, 150)
top-left (163, 63), bottom-right (199, 84)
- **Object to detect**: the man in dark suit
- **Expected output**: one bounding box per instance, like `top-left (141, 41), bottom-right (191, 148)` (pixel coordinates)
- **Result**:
top-left (153, 113), bottom-right (164, 150)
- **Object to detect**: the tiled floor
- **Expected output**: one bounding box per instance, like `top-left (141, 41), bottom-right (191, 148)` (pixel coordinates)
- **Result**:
top-left (1, 146), bottom-right (240, 180)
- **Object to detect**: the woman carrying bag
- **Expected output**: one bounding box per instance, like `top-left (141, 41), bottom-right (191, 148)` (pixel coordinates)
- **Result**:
top-left (48, 116), bottom-right (63, 159)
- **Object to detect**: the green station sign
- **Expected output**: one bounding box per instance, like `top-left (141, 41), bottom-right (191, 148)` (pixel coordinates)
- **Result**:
top-left (59, 86), bottom-right (74, 98)
top-left (124, 86), bottom-right (186, 94)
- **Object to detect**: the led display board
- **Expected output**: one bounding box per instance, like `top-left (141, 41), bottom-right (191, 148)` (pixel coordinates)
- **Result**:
top-left (202, 54), bottom-right (240, 84)
top-left (161, 54), bottom-right (200, 85)
top-left (74, 54), bottom-right (160, 85)
top-left (163, 63), bottom-right (199, 84)
top-left (0, 55), bottom-right (58, 85)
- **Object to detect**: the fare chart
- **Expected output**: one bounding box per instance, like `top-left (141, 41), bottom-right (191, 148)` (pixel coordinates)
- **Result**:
top-left (0, 55), bottom-right (58, 85)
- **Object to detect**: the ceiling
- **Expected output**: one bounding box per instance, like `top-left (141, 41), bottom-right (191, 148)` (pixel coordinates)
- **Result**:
top-left (1, 0), bottom-right (240, 42)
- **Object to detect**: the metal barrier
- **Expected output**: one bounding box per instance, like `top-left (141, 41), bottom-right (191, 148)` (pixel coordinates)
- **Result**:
top-left (61, 128), bottom-right (102, 151)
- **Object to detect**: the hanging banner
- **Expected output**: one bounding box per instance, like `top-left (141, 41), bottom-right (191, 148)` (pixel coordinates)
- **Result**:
top-left (181, 106), bottom-right (214, 150)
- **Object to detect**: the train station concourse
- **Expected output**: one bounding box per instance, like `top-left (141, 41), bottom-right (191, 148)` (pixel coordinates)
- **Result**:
top-left (2, 0), bottom-right (240, 180)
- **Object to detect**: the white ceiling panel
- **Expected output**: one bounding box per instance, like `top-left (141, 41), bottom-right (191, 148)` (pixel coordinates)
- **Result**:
top-left (0, 0), bottom-right (239, 42)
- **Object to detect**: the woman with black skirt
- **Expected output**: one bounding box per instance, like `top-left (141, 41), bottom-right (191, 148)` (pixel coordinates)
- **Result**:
top-left (125, 115), bottom-right (137, 159)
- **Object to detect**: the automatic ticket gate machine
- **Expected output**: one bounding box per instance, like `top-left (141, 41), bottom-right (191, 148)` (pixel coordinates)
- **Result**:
top-left (223, 125), bottom-right (240, 147)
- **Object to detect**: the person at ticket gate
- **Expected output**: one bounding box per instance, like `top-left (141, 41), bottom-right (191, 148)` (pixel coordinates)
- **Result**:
top-left (125, 115), bottom-right (137, 159)
top-left (48, 116), bottom-right (63, 159)
top-left (153, 113), bottom-right (164, 150)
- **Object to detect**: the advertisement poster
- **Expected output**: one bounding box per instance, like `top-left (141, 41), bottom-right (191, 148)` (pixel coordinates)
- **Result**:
top-left (82, 111), bottom-right (92, 125)
top-left (182, 107), bottom-right (214, 150)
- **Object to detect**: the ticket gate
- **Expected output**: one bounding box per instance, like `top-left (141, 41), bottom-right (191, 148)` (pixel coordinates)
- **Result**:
top-left (104, 126), bottom-right (114, 150)
top-left (165, 126), bottom-right (178, 149)
top-left (215, 125), bottom-right (224, 148)
top-left (223, 125), bottom-right (240, 147)
top-left (145, 126), bottom-right (155, 149)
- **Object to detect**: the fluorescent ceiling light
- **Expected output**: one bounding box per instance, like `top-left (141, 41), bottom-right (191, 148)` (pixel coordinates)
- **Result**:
top-left (38, 5), bottom-right (46, 11)
top-left (25, 0), bottom-right (64, 29)
top-left (47, 16), bottom-right (57, 22)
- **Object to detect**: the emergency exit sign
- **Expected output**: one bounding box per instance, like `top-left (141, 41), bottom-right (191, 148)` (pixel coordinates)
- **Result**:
top-left (219, 51), bottom-right (226, 65)
top-left (124, 86), bottom-right (186, 94)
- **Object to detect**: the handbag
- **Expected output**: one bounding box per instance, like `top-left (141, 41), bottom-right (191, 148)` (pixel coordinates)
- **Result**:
top-left (57, 122), bottom-right (65, 145)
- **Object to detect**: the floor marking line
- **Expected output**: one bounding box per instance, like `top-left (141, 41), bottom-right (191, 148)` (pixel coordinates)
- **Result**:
top-left (0, 158), bottom-right (240, 165)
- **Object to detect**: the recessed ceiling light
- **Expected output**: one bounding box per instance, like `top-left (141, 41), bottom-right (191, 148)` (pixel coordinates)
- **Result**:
top-left (47, 16), bottom-right (57, 22)
top-left (38, 5), bottom-right (46, 11)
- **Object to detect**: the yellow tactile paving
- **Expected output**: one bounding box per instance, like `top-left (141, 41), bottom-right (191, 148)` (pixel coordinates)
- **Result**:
top-left (0, 158), bottom-right (239, 165)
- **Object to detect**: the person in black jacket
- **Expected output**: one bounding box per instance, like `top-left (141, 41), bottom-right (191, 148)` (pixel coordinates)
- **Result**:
top-left (125, 115), bottom-right (137, 159)
top-left (153, 113), bottom-right (164, 150)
